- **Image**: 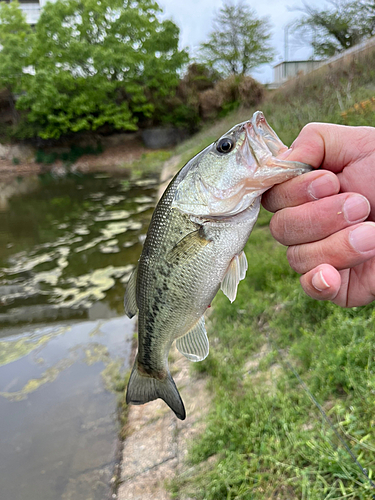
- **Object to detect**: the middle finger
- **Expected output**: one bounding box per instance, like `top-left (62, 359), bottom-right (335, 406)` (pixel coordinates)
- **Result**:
top-left (270, 193), bottom-right (370, 246)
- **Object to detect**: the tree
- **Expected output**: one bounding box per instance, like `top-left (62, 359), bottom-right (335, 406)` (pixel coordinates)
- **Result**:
top-left (198, 1), bottom-right (274, 76)
top-left (294, 0), bottom-right (375, 58)
top-left (16, 0), bottom-right (188, 139)
top-left (0, 2), bottom-right (34, 120)
top-left (357, 0), bottom-right (375, 38)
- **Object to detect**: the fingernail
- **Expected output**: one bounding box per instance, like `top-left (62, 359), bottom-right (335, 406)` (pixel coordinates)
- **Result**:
top-left (312, 270), bottom-right (330, 291)
top-left (343, 195), bottom-right (370, 223)
top-left (350, 223), bottom-right (375, 253)
top-left (278, 148), bottom-right (292, 159)
top-left (308, 174), bottom-right (337, 199)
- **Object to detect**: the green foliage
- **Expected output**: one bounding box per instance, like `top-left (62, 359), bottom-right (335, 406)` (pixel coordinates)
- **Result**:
top-left (0, 2), bottom-right (34, 92)
top-left (198, 1), bottom-right (274, 76)
top-left (180, 63), bottom-right (220, 93)
top-left (35, 144), bottom-right (103, 164)
top-left (147, 63), bottom-right (221, 132)
top-left (9, 0), bottom-right (187, 139)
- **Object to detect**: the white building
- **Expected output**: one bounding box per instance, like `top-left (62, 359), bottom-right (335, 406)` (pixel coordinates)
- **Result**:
top-left (273, 60), bottom-right (325, 87)
top-left (7, 0), bottom-right (54, 25)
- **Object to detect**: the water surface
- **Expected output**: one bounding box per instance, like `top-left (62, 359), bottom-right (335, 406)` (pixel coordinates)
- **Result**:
top-left (0, 173), bottom-right (157, 500)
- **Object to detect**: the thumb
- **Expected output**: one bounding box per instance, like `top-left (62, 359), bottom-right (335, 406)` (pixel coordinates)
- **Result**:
top-left (279, 122), bottom-right (375, 173)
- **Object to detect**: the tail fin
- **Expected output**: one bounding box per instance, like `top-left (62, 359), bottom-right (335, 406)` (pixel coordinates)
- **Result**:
top-left (126, 358), bottom-right (186, 420)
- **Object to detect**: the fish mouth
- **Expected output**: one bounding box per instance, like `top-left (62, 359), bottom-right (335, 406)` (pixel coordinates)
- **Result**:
top-left (172, 111), bottom-right (311, 220)
top-left (243, 111), bottom-right (289, 161)
top-left (195, 112), bottom-right (300, 218)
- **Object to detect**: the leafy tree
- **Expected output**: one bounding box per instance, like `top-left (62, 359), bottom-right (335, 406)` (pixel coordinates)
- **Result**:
top-left (16, 0), bottom-right (188, 139)
top-left (294, 0), bottom-right (375, 58)
top-left (198, 1), bottom-right (274, 76)
top-left (0, 2), bottom-right (34, 120)
top-left (357, 0), bottom-right (375, 37)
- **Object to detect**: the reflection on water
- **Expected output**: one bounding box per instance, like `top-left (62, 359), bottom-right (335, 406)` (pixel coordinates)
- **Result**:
top-left (0, 174), bottom-right (157, 325)
top-left (0, 173), bottom-right (157, 500)
top-left (0, 316), bottom-right (136, 500)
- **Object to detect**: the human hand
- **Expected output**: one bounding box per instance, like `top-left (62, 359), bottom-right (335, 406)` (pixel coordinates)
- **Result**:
top-left (262, 123), bottom-right (375, 307)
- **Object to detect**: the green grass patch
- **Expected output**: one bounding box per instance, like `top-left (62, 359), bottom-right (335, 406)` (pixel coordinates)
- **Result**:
top-left (170, 217), bottom-right (375, 499)
top-left (166, 46), bottom-right (375, 499)
top-left (126, 149), bottom-right (172, 179)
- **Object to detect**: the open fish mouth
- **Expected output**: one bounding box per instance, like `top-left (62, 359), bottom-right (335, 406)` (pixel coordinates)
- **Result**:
top-left (171, 111), bottom-right (312, 219)
top-left (242, 111), bottom-right (289, 163)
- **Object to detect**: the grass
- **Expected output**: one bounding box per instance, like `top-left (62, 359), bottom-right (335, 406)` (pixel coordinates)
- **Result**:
top-left (167, 46), bottom-right (375, 499)
top-left (170, 213), bottom-right (375, 499)
top-left (125, 149), bottom-right (172, 179)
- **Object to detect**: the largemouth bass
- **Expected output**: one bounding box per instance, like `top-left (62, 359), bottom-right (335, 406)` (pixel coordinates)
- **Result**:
top-left (124, 111), bottom-right (311, 420)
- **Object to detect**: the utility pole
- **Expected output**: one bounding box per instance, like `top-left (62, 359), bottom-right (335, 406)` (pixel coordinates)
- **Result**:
top-left (284, 21), bottom-right (296, 62)
top-left (284, 23), bottom-right (290, 62)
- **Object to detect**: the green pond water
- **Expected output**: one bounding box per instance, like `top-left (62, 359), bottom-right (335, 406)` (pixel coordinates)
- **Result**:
top-left (0, 173), bottom-right (157, 500)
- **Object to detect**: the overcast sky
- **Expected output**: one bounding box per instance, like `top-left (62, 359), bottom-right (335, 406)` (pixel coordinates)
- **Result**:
top-left (159, 0), bottom-right (330, 83)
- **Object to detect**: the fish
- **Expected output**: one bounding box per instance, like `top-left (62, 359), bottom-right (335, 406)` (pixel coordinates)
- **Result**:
top-left (124, 111), bottom-right (311, 420)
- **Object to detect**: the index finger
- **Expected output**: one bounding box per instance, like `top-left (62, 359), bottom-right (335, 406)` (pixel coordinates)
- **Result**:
top-left (262, 169), bottom-right (339, 213)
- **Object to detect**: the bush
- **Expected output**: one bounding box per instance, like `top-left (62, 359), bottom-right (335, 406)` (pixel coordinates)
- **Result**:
top-left (199, 87), bottom-right (224, 120)
top-left (35, 143), bottom-right (103, 165)
top-left (148, 63), bottom-right (220, 132)
top-left (238, 76), bottom-right (265, 107)
top-left (199, 75), bottom-right (264, 120)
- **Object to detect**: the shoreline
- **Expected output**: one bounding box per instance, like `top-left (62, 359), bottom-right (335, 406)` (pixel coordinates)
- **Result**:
top-left (115, 154), bottom-right (212, 500)
top-left (0, 137), bottom-right (152, 184)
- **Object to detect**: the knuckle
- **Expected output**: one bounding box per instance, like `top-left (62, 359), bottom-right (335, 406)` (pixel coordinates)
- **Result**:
top-left (286, 245), bottom-right (304, 273)
top-left (272, 205), bottom-right (315, 246)
top-left (269, 211), bottom-right (286, 243)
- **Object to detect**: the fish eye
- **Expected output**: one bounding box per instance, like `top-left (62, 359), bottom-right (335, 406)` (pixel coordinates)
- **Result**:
top-left (217, 137), bottom-right (234, 154)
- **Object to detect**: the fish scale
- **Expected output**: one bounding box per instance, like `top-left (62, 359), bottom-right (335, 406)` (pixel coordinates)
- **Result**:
top-left (124, 111), bottom-right (312, 419)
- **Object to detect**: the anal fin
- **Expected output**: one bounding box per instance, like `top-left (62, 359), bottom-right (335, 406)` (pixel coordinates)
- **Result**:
top-left (221, 251), bottom-right (248, 303)
top-left (176, 316), bottom-right (209, 362)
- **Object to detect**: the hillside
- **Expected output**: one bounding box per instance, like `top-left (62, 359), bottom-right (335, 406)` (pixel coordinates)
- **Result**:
top-left (132, 46), bottom-right (375, 500)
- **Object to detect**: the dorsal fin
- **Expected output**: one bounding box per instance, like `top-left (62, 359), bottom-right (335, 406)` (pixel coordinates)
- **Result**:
top-left (124, 265), bottom-right (138, 318)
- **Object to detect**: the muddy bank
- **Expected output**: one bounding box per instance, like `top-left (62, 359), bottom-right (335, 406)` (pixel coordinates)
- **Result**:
top-left (0, 135), bottom-right (151, 184)
top-left (118, 348), bottom-right (211, 500)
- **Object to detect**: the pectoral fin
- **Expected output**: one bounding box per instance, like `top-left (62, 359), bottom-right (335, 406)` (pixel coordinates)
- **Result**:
top-left (167, 229), bottom-right (211, 264)
top-left (124, 265), bottom-right (138, 318)
top-left (176, 316), bottom-right (209, 362)
top-left (221, 251), bottom-right (248, 303)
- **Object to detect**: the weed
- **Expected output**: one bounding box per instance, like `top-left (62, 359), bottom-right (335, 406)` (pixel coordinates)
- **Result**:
top-left (168, 46), bottom-right (375, 499)
top-left (126, 149), bottom-right (172, 179)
